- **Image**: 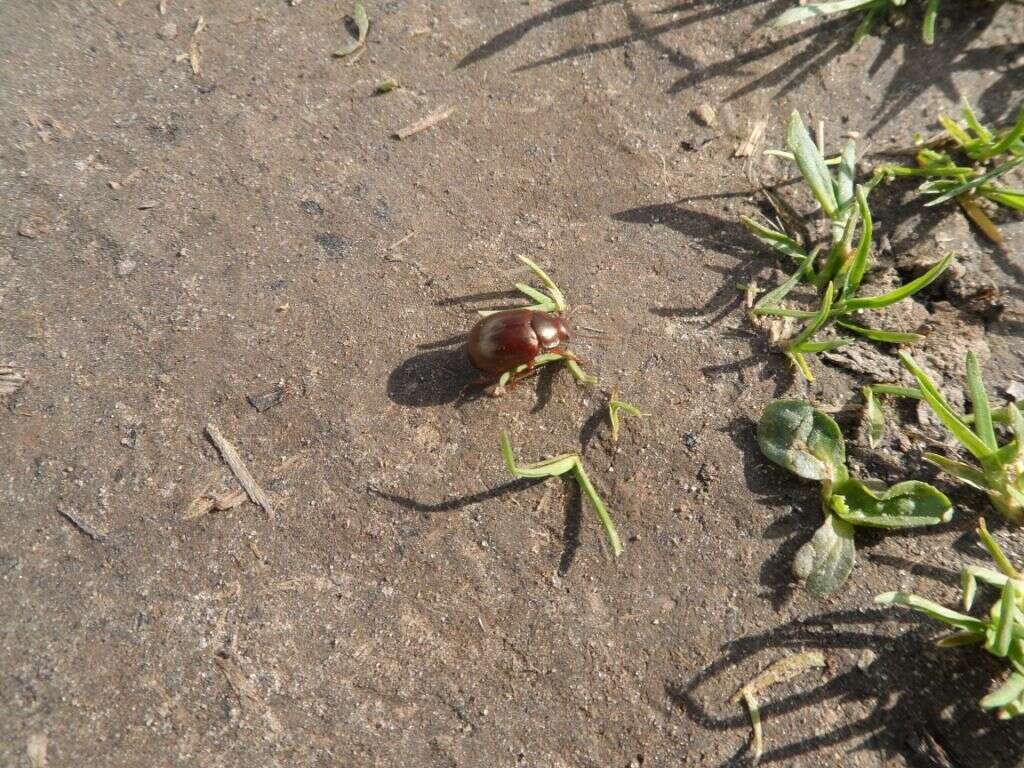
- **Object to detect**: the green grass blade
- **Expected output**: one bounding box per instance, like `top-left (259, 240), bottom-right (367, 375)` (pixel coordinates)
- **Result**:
top-left (966, 352), bottom-right (997, 451)
top-left (924, 453), bottom-right (988, 490)
top-left (863, 386), bottom-right (885, 448)
top-left (844, 253), bottom-right (953, 311)
top-left (925, 155), bottom-right (1024, 207)
top-left (978, 519), bottom-right (1020, 579)
top-left (793, 338), bottom-right (851, 354)
top-left (836, 321), bottom-right (923, 344)
top-left (573, 463), bottom-right (622, 556)
top-left (900, 352), bottom-right (992, 460)
top-left (981, 672), bottom-right (1024, 710)
top-left (977, 106), bottom-right (1024, 160)
top-left (741, 216), bottom-right (810, 265)
top-left (837, 140), bottom-right (856, 209)
top-left (517, 256), bottom-right (566, 312)
top-left (787, 111), bottom-right (838, 218)
top-left (842, 186), bottom-right (873, 299)
top-left (787, 282), bottom-right (836, 350)
top-left (993, 580), bottom-right (1017, 657)
top-left (921, 0), bottom-right (939, 44)
top-left (875, 591), bottom-right (988, 633)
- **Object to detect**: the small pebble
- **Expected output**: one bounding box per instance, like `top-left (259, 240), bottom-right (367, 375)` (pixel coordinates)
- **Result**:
top-left (117, 259), bottom-right (137, 277)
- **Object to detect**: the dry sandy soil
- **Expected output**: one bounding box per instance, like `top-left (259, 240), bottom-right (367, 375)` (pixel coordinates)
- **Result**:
top-left (2, 0), bottom-right (1024, 766)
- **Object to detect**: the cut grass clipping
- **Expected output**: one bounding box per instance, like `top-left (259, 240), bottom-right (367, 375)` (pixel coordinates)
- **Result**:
top-left (758, 399), bottom-right (952, 596)
top-left (731, 651), bottom-right (827, 763)
top-left (864, 352), bottom-right (1024, 523)
top-left (608, 393), bottom-right (647, 442)
top-left (878, 520), bottom-right (1024, 719)
top-left (745, 111), bottom-right (952, 381)
top-left (501, 432), bottom-right (622, 556)
top-left (874, 100), bottom-right (1024, 244)
top-left (484, 257), bottom-right (596, 389)
top-left (774, 0), bottom-right (1008, 45)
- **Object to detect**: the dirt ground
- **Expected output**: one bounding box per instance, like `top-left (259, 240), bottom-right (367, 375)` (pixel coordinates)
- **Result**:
top-left (2, 0), bottom-right (1024, 766)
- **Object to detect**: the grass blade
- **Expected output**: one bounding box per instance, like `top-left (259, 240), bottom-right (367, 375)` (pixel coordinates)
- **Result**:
top-left (843, 253), bottom-right (953, 311)
top-left (787, 282), bottom-right (835, 350)
top-left (900, 352), bottom-right (992, 460)
top-left (875, 591), bottom-right (988, 633)
top-left (573, 463), bottom-right (622, 556)
top-left (740, 216), bottom-right (810, 265)
top-left (924, 155), bottom-right (1024, 207)
top-left (992, 580), bottom-right (1017, 657)
top-left (966, 352), bottom-right (997, 451)
top-left (981, 672), bottom-right (1024, 710)
top-left (922, 0), bottom-right (939, 44)
top-left (836, 321), bottom-right (923, 344)
top-left (787, 111), bottom-right (838, 218)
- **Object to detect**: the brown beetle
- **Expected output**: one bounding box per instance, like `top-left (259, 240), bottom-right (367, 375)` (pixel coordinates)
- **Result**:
top-left (467, 309), bottom-right (572, 384)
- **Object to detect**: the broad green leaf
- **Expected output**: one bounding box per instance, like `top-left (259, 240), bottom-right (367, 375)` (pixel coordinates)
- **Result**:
top-left (353, 2), bottom-right (369, 42)
top-left (793, 514), bottom-right (855, 597)
top-left (757, 400), bottom-right (847, 481)
top-left (786, 112), bottom-right (838, 218)
top-left (829, 478), bottom-right (953, 528)
top-left (876, 591), bottom-right (988, 633)
top-left (862, 386), bottom-right (884, 449)
top-left (843, 253), bottom-right (953, 311)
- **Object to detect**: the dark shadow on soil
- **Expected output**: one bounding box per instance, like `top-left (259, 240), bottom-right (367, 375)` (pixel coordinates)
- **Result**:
top-left (369, 477), bottom-right (544, 515)
top-left (668, 607), bottom-right (1024, 767)
top-left (558, 476), bottom-right (583, 575)
top-left (387, 346), bottom-right (479, 407)
top-left (458, 0), bottom-right (1019, 130)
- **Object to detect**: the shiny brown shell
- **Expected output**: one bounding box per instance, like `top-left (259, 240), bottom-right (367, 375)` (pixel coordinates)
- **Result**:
top-left (467, 309), bottom-right (570, 375)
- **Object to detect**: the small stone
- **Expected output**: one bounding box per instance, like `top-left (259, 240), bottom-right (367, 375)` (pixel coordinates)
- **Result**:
top-left (693, 103), bottom-right (717, 128)
top-left (1005, 381), bottom-right (1024, 402)
top-left (157, 21), bottom-right (178, 39)
top-left (856, 649), bottom-right (877, 671)
top-left (116, 259), bottom-right (137, 277)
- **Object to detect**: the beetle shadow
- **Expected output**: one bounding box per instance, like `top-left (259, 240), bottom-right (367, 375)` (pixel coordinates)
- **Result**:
top-left (666, 606), bottom-right (1024, 767)
top-left (387, 342), bottom-right (484, 408)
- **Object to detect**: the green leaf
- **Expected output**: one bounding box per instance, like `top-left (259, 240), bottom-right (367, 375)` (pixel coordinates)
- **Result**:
top-left (608, 398), bottom-right (648, 442)
top-left (774, 0), bottom-right (879, 27)
top-left (922, 0), bottom-right (939, 44)
top-left (924, 453), bottom-right (988, 490)
top-left (334, 3), bottom-right (370, 57)
top-left (787, 282), bottom-right (836, 350)
top-left (842, 186), bottom-right (873, 300)
top-left (786, 111), bottom-right (838, 218)
top-left (836, 320), bottom-right (923, 344)
top-left (875, 591), bottom-right (988, 633)
top-left (757, 400), bottom-right (847, 482)
top-left (966, 352), bottom-right (998, 451)
top-left (740, 216), bottom-right (809, 266)
top-left (572, 462), bottom-right (622, 556)
top-left (924, 155), bottom-right (1024, 207)
top-left (836, 140), bottom-right (856, 210)
top-left (990, 580), bottom-right (1017, 657)
top-left (843, 253), bottom-right (953, 311)
top-left (791, 338), bottom-right (851, 354)
top-left (793, 514), bottom-right (856, 597)
top-left (900, 352), bottom-right (992, 461)
top-left (976, 106), bottom-right (1024, 160)
top-left (500, 432), bottom-right (577, 479)
top-left (862, 386), bottom-right (885, 449)
top-left (753, 261), bottom-right (809, 315)
top-left (353, 2), bottom-right (369, 42)
top-left (981, 672), bottom-right (1024, 710)
top-left (829, 478), bottom-right (953, 528)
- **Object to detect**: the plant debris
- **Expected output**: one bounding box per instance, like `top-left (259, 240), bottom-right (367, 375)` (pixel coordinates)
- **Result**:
top-left (730, 651), bottom-right (827, 763)
top-left (334, 2), bottom-right (369, 57)
top-left (247, 383), bottom-right (287, 413)
top-left (393, 107), bottom-right (454, 140)
top-left (56, 504), bottom-right (108, 542)
top-left (205, 422), bottom-right (275, 518)
top-left (0, 365), bottom-right (27, 397)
